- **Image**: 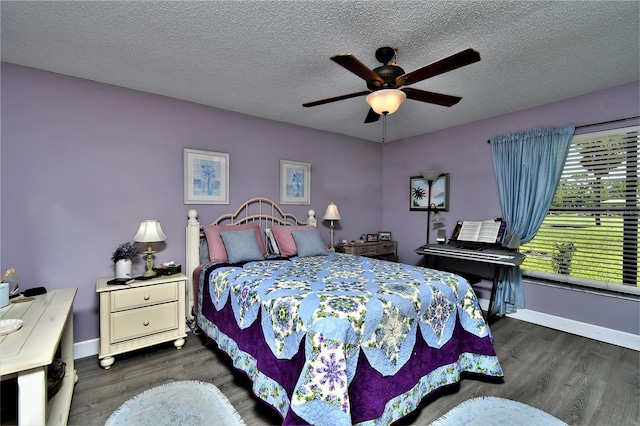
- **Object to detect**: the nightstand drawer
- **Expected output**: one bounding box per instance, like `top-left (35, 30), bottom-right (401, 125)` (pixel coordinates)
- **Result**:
top-left (111, 302), bottom-right (178, 343)
top-left (348, 245), bottom-right (376, 256)
top-left (375, 243), bottom-right (396, 255)
top-left (111, 282), bottom-right (177, 311)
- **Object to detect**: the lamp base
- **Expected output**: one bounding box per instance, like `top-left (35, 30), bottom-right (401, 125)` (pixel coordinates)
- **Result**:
top-left (141, 268), bottom-right (158, 278)
top-left (140, 249), bottom-right (158, 279)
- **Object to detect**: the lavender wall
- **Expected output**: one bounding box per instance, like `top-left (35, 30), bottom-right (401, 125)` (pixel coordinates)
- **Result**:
top-left (2, 62), bottom-right (638, 343)
top-left (0, 63), bottom-right (383, 342)
top-left (383, 81), bottom-right (640, 334)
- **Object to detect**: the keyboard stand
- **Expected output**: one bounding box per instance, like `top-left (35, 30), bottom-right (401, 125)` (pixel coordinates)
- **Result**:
top-left (416, 244), bottom-right (524, 325)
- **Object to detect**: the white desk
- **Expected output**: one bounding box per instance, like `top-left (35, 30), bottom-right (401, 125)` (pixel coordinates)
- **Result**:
top-left (0, 288), bottom-right (77, 425)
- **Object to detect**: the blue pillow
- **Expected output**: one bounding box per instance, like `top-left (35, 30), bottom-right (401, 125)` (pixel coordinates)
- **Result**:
top-left (220, 229), bottom-right (265, 264)
top-left (291, 230), bottom-right (327, 257)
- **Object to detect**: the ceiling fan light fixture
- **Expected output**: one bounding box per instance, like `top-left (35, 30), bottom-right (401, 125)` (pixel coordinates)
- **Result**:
top-left (366, 89), bottom-right (406, 115)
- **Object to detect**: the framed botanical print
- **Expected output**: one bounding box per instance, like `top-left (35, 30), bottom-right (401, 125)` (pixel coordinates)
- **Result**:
top-left (183, 149), bottom-right (229, 204)
top-left (410, 173), bottom-right (450, 211)
top-left (280, 160), bottom-right (311, 205)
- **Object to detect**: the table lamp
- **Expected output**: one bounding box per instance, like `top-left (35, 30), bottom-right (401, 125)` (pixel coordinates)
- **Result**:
top-left (323, 203), bottom-right (342, 251)
top-left (133, 219), bottom-right (167, 278)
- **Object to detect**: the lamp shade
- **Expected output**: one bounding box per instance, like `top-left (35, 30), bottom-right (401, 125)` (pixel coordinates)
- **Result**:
top-left (365, 89), bottom-right (406, 115)
top-left (420, 170), bottom-right (443, 182)
top-left (133, 220), bottom-right (167, 243)
top-left (323, 203), bottom-right (342, 221)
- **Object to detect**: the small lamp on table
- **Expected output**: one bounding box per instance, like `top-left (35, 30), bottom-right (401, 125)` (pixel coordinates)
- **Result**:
top-left (133, 219), bottom-right (167, 278)
top-left (323, 203), bottom-right (342, 251)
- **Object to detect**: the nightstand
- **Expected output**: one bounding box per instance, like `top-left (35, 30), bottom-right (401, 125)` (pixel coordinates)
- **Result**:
top-left (339, 241), bottom-right (398, 261)
top-left (96, 274), bottom-right (187, 369)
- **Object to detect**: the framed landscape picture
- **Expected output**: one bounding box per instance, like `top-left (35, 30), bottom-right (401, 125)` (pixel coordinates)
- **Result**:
top-left (280, 160), bottom-right (311, 205)
top-left (183, 149), bottom-right (229, 204)
top-left (410, 173), bottom-right (450, 211)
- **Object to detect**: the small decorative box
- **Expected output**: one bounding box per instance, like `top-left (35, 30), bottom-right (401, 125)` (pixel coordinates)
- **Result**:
top-left (154, 264), bottom-right (181, 275)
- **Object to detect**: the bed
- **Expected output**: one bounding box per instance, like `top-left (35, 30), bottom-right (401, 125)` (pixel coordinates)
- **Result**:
top-left (186, 198), bottom-right (503, 425)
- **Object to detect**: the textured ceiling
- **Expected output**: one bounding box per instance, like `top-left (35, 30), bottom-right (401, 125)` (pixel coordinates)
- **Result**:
top-left (2, 1), bottom-right (639, 142)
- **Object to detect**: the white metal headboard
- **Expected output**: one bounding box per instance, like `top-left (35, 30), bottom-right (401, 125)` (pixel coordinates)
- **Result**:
top-left (185, 197), bottom-right (316, 321)
top-left (210, 197), bottom-right (317, 228)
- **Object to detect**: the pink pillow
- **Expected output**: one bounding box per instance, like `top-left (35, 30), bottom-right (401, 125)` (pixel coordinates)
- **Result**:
top-left (271, 225), bottom-right (316, 256)
top-left (203, 223), bottom-right (267, 262)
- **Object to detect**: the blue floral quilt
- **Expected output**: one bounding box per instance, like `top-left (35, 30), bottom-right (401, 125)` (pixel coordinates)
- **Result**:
top-left (198, 252), bottom-right (502, 425)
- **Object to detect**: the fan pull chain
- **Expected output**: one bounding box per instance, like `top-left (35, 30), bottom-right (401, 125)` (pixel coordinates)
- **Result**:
top-left (382, 114), bottom-right (387, 143)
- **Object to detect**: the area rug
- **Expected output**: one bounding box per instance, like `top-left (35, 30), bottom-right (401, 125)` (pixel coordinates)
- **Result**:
top-left (105, 380), bottom-right (245, 426)
top-left (431, 396), bottom-right (567, 426)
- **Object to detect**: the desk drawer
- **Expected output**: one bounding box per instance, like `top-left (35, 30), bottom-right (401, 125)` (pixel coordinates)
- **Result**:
top-left (111, 282), bottom-right (177, 311)
top-left (110, 302), bottom-right (178, 343)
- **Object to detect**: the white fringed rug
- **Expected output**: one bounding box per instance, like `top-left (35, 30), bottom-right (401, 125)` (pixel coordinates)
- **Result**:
top-left (105, 380), bottom-right (246, 426)
top-left (431, 396), bottom-right (567, 426)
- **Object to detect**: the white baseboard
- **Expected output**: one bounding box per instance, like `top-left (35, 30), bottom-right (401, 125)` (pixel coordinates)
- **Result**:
top-left (74, 338), bottom-right (99, 360)
top-left (73, 304), bottom-right (638, 359)
top-left (479, 298), bottom-right (640, 351)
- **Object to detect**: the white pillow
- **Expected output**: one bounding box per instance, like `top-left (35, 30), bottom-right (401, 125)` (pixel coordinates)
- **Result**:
top-left (265, 227), bottom-right (280, 255)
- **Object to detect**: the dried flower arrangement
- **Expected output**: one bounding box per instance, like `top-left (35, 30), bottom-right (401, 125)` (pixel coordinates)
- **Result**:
top-left (111, 241), bottom-right (142, 263)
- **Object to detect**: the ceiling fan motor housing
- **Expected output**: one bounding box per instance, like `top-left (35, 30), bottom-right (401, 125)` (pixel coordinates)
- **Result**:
top-left (369, 46), bottom-right (405, 90)
top-left (369, 65), bottom-right (405, 90)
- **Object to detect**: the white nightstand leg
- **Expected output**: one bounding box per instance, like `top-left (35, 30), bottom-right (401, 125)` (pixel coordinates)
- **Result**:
top-left (174, 337), bottom-right (185, 349)
top-left (17, 367), bottom-right (46, 425)
top-left (100, 356), bottom-right (115, 369)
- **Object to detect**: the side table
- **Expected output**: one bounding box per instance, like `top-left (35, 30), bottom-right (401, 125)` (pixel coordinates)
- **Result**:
top-left (96, 273), bottom-right (187, 369)
top-left (0, 288), bottom-right (77, 425)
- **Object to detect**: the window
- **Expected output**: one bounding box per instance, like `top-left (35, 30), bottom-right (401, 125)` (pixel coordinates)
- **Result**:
top-left (521, 125), bottom-right (639, 295)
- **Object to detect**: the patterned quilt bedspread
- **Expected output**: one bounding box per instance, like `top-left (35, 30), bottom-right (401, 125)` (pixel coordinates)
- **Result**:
top-left (196, 252), bottom-right (502, 425)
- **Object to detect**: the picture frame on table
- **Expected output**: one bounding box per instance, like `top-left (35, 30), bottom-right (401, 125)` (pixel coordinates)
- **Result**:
top-left (410, 173), bottom-right (450, 211)
top-left (280, 160), bottom-right (311, 205)
top-left (378, 231), bottom-right (392, 241)
top-left (366, 234), bottom-right (379, 242)
top-left (184, 149), bottom-right (229, 204)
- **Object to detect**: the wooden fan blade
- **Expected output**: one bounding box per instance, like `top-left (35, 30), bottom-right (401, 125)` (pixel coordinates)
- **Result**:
top-left (364, 108), bottom-right (380, 123)
top-left (331, 54), bottom-right (385, 88)
top-left (303, 90), bottom-right (371, 108)
top-left (396, 48), bottom-right (481, 87)
top-left (403, 88), bottom-right (462, 107)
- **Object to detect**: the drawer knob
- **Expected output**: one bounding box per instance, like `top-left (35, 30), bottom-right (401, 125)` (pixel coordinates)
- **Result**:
top-left (144, 294), bottom-right (150, 301)
top-left (143, 320), bottom-right (150, 326)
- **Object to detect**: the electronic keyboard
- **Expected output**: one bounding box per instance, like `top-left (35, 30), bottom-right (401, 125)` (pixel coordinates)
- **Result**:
top-left (415, 242), bottom-right (526, 266)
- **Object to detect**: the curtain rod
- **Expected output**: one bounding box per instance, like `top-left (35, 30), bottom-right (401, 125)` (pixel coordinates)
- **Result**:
top-left (486, 116), bottom-right (640, 143)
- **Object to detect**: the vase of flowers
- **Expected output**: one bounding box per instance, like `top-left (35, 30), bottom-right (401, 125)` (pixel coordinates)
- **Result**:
top-left (111, 242), bottom-right (142, 279)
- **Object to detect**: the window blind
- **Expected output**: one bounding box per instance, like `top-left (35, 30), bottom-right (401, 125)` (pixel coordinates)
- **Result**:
top-left (521, 125), bottom-right (639, 295)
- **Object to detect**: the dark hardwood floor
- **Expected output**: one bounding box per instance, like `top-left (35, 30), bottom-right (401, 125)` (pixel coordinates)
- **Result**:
top-left (66, 317), bottom-right (639, 425)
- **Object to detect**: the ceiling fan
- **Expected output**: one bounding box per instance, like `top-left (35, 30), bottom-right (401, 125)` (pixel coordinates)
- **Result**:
top-left (302, 47), bottom-right (481, 123)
